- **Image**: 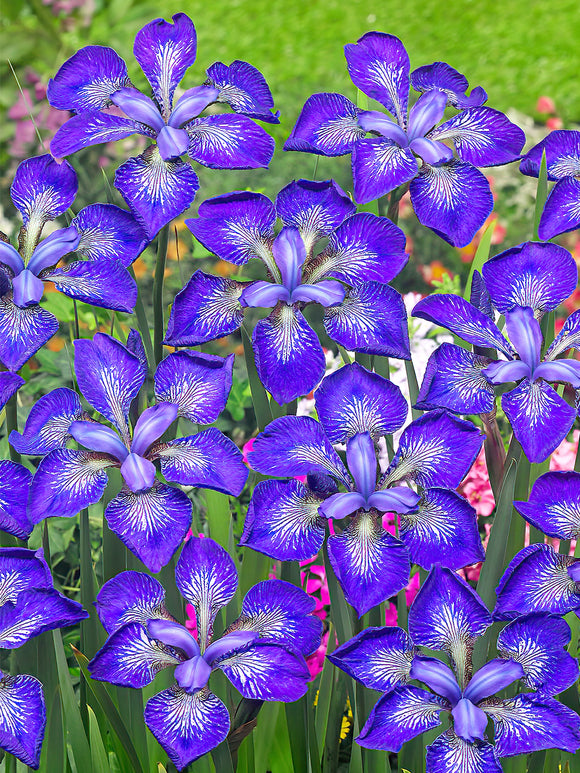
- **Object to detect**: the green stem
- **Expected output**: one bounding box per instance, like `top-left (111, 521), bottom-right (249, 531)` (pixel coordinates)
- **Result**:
top-left (153, 225), bottom-right (170, 365)
top-left (386, 183), bottom-right (409, 224)
top-left (5, 393), bottom-right (20, 464)
top-left (481, 408), bottom-right (506, 499)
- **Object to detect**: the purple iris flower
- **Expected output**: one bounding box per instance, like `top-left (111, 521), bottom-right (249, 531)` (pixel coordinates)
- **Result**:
top-left (494, 470), bottom-right (580, 619)
top-left (0, 547), bottom-right (88, 768)
top-left (88, 536), bottom-right (320, 769)
top-left (520, 129), bottom-right (580, 240)
top-left (165, 178), bottom-right (411, 404)
top-left (413, 241), bottom-right (580, 463)
top-left (0, 155), bottom-right (144, 373)
top-left (240, 363), bottom-right (484, 615)
top-left (329, 565), bottom-right (580, 771)
top-left (284, 32), bottom-right (525, 246)
top-left (47, 13), bottom-right (277, 239)
top-left (9, 331), bottom-right (248, 572)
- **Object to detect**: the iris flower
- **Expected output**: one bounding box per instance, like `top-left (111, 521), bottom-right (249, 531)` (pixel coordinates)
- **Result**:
top-left (89, 536), bottom-right (320, 769)
top-left (48, 13), bottom-right (277, 238)
top-left (330, 565), bottom-right (580, 771)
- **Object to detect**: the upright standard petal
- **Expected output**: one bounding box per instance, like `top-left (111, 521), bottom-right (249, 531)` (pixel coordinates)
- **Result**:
top-left (0, 674), bottom-right (46, 768)
top-left (502, 379), bottom-right (576, 463)
top-left (410, 160), bottom-right (494, 247)
top-left (384, 410), bottom-right (483, 489)
top-left (352, 138), bottom-right (418, 204)
top-left (72, 204), bottom-right (148, 266)
top-left (0, 462), bottom-right (32, 540)
top-left (284, 93), bottom-right (364, 156)
top-left (515, 471), bottom-right (580, 539)
top-left (482, 241), bottom-right (577, 315)
top-left (28, 449), bottom-right (112, 524)
top-left (253, 305), bottom-right (326, 404)
top-left (50, 112), bottom-right (143, 158)
top-left (156, 429), bottom-right (248, 496)
top-left (105, 484), bottom-right (192, 573)
top-left (154, 350), bottom-right (233, 423)
top-left (95, 571), bottom-right (171, 634)
top-left (9, 388), bottom-right (83, 455)
top-left (327, 512), bottom-right (410, 616)
top-left (115, 146), bottom-right (199, 240)
top-left (357, 686), bottom-right (446, 752)
top-left (186, 114), bottom-right (274, 169)
top-left (175, 537), bottom-right (237, 649)
top-left (144, 686), bottom-right (229, 769)
top-left (240, 479), bottom-right (326, 561)
top-left (206, 60), bottom-right (278, 123)
top-left (74, 333), bottom-right (145, 435)
top-left (185, 191), bottom-right (275, 265)
top-left (324, 282), bottom-right (410, 359)
top-left (426, 731), bottom-right (501, 773)
top-left (429, 107), bottom-right (525, 166)
top-left (315, 361), bottom-right (408, 444)
top-left (328, 627), bottom-right (415, 691)
top-left (164, 271), bottom-right (244, 345)
top-left (134, 13), bottom-right (197, 117)
top-left (0, 297), bottom-right (59, 371)
top-left (47, 46), bottom-right (129, 112)
top-left (45, 259), bottom-right (137, 313)
top-left (538, 177), bottom-right (580, 240)
top-left (344, 32), bottom-right (410, 126)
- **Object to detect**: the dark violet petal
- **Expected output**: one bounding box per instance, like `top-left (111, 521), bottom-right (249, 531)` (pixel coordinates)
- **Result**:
top-left (410, 655), bottom-right (462, 703)
top-left (534, 359), bottom-right (580, 388)
top-left (157, 429), bottom-right (248, 496)
top-left (324, 281), bottom-right (410, 359)
top-left (426, 731), bottom-right (501, 773)
top-left (399, 487), bottom-right (485, 571)
top-left (327, 512), bottom-right (410, 616)
top-left (502, 379), bottom-right (576, 464)
top-left (47, 45), bottom-right (129, 112)
top-left (0, 373), bottom-right (23, 415)
top-left (408, 90), bottom-right (447, 140)
top-left (494, 544), bottom-right (580, 619)
top-left (144, 686), bottom-right (229, 769)
top-left (357, 686), bottom-right (445, 752)
top-left (410, 160), bottom-right (494, 247)
top-left (253, 305), bottom-right (326, 404)
top-left (164, 270), bottom-right (244, 346)
top-left (504, 307), bottom-right (542, 371)
top-left (352, 138), bottom-right (418, 204)
top-left (46, 259), bottom-right (137, 313)
top-left (408, 565), bottom-right (491, 684)
top-left (515, 471), bottom-right (580, 539)
top-left (470, 270), bottom-right (494, 319)
top-left (344, 32), bottom-right (409, 126)
top-left (167, 85), bottom-right (218, 128)
top-left (115, 146), bottom-right (199, 240)
top-left (317, 491), bottom-right (366, 520)
top-left (29, 449), bottom-right (111, 524)
top-left (463, 659), bottom-right (524, 703)
top-left (176, 537), bottom-right (237, 648)
top-left (411, 62), bottom-right (488, 109)
top-left (248, 414), bottom-right (349, 483)
top-left (0, 297), bottom-right (59, 371)
top-left (520, 130), bottom-right (580, 181)
top-left (150, 127), bottom-right (189, 163)
top-left (275, 179), bottom-right (355, 250)
top-left (483, 359), bottom-right (532, 386)
top-left (111, 87), bottom-right (164, 131)
top-left (429, 107), bottom-right (525, 166)
top-left (206, 60), bottom-right (278, 123)
top-left (0, 548), bottom-right (52, 605)
top-left (50, 112), bottom-right (142, 158)
top-left (9, 387), bottom-right (83, 455)
top-left (0, 461), bottom-right (32, 540)
top-left (0, 588), bottom-right (87, 648)
top-left (497, 613), bottom-right (579, 696)
top-left (71, 204), bottom-right (149, 266)
top-left (538, 177), bottom-right (580, 240)
top-left (131, 404), bottom-right (178, 456)
top-left (186, 190), bottom-right (275, 265)
top-left (482, 241), bottom-right (577, 314)
top-left (105, 483), bottom-right (192, 573)
top-left (272, 226), bottom-right (306, 289)
top-left (186, 114), bottom-right (275, 169)
top-left (307, 212), bottom-right (407, 286)
top-left (154, 350), bottom-right (234, 423)
top-left (0, 243), bottom-right (23, 276)
top-left (483, 694), bottom-right (580, 757)
top-left (0, 674), bottom-right (46, 768)
top-left (240, 479), bottom-right (326, 561)
top-left (328, 626), bottom-right (414, 691)
top-left (451, 697), bottom-right (488, 743)
top-left (216, 641), bottom-right (309, 701)
top-left (384, 409), bottom-right (483, 489)
top-left (358, 110), bottom-right (409, 145)
top-left (241, 279), bottom-right (287, 309)
top-left (346, 432), bottom-right (377, 500)
top-left (413, 294), bottom-right (511, 356)
top-left (284, 92), bottom-right (364, 156)
top-left (95, 570), bottom-right (171, 634)
top-left (89, 622), bottom-right (180, 688)
top-left (415, 344), bottom-right (495, 415)
top-left (315, 361), bottom-right (408, 444)
top-left (134, 13), bottom-right (197, 117)
top-left (232, 579), bottom-right (322, 657)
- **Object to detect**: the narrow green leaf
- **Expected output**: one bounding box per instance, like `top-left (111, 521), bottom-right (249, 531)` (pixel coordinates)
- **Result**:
top-left (211, 741), bottom-right (235, 773)
top-left (404, 360), bottom-right (421, 419)
top-left (129, 269), bottom-right (155, 373)
top-left (315, 624), bottom-right (336, 744)
top-left (205, 490), bottom-right (232, 551)
top-left (463, 220), bottom-right (496, 300)
top-left (87, 706), bottom-right (110, 773)
top-left (38, 688), bottom-right (65, 773)
top-left (533, 150), bottom-right (548, 240)
top-left (242, 325), bottom-right (272, 431)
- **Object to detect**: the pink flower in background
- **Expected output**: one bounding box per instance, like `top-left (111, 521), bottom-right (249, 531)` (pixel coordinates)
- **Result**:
top-left (300, 557), bottom-right (330, 677)
top-left (458, 448), bottom-right (495, 517)
top-left (7, 72), bottom-right (67, 158)
top-left (536, 96), bottom-right (556, 114)
top-left (550, 430), bottom-right (579, 471)
top-left (385, 573), bottom-right (420, 626)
